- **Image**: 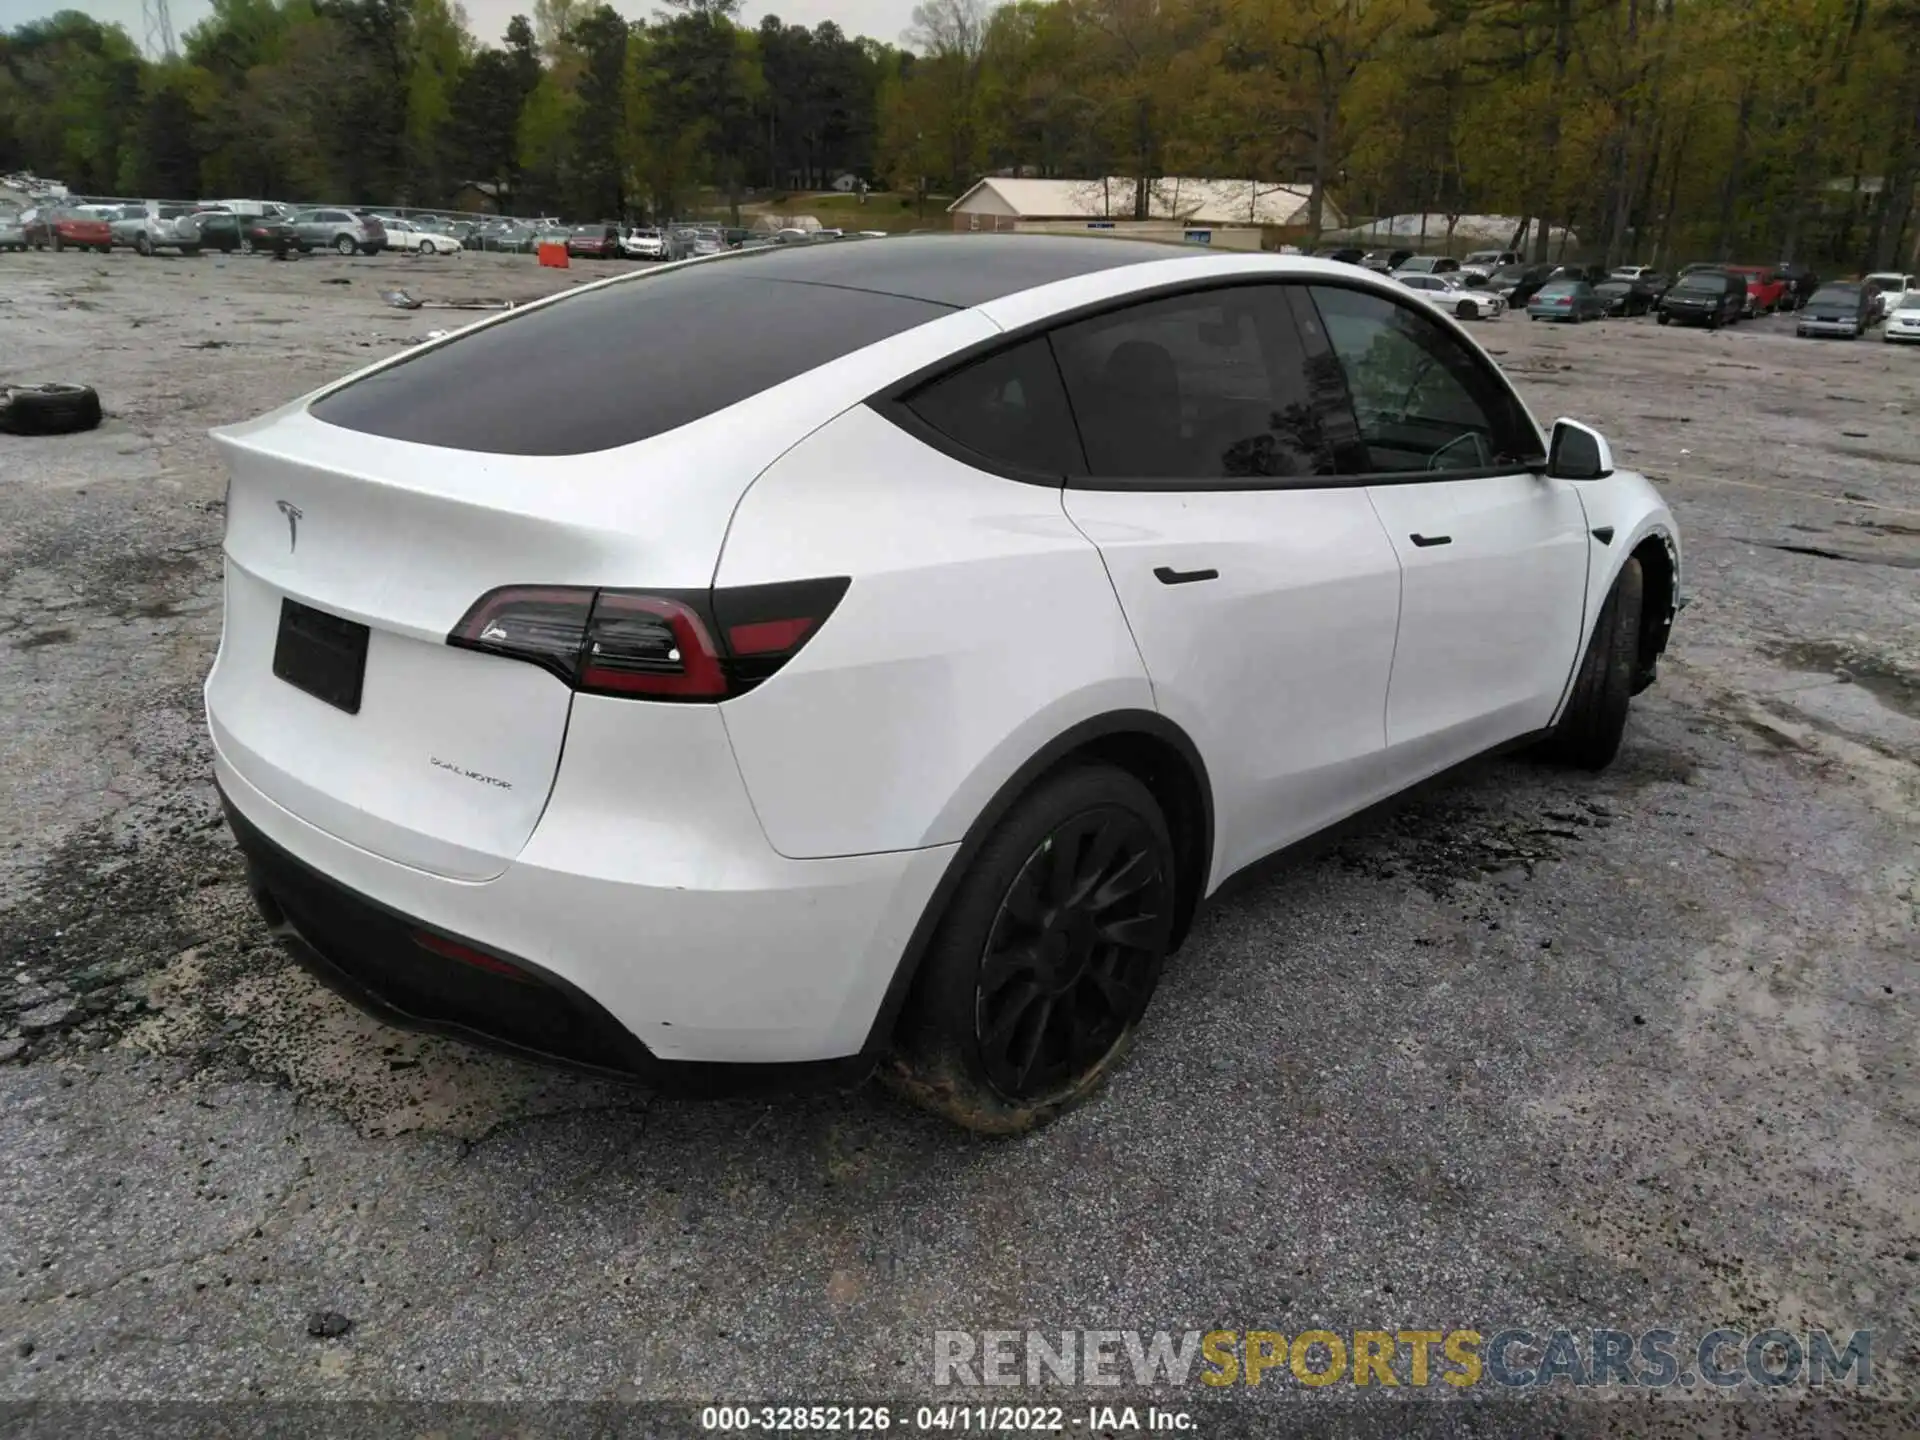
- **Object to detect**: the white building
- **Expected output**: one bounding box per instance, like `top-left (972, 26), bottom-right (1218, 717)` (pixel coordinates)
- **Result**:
top-left (948, 176), bottom-right (1341, 231)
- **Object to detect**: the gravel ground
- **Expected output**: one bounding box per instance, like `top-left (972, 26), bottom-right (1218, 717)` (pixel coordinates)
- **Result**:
top-left (0, 249), bottom-right (1916, 1436)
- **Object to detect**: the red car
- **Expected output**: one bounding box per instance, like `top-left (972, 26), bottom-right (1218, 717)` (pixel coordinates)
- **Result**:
top-left (23, 206), bottom-right (113, 253)
top-left (564, 222), bottom-right (622, 258)
top-left (1724, 265), bottom-right (1788, 316)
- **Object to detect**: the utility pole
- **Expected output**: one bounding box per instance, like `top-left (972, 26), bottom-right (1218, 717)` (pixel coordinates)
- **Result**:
top-left (142, 0), bottom-right (178, 60)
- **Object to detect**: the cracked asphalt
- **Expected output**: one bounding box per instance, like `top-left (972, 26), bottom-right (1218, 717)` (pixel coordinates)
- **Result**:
top-left (1, 250), bottom-right (1916, 1436)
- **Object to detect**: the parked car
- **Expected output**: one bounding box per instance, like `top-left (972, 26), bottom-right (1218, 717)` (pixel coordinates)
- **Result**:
top-left (287, 208), bottom-right (388, 255)
top-left (1861, 272), bottom-right (1915, 323)
top-left (1773, 262), bottom-right (1819, 310)
top-left (204, 235), bottom-right (1679, 1131)
top-left (565, 222), bottom-right (622, 258)
top-left (215, 199), bottom-right (294, 222)
top-left (1460, 249), bottom-right (1520, 277)
top-left (1882, 291), bottom-right (1920, 344)
top-left (1609, 264), bottom-right (1657, 281)
top-left (622, 227), bottom-right (665, 259)
top-left (1796, 283), bottom-right (1870, 339)
top-left (1723, 265), bottom-right (1789, 316)
top-left (190, 205), bottom-right (243, 253)
top-left (24, 204), bottom-right (113, 252)
top-left (1488, 263), bottom-right (1557, 308)
top-left (1395, 255), bottom-right (1461, 276)
top-left (1362, 248), bottom-right (1414, 274)
top-left (0, 207), bottom-right (25, 250)
top-left (110, 201), bottom-right (205, 256)
top-left (239, 212), bottom-right (300, 255)
top-left (1594, 279), bottom-right (1657, 317)
top-left (1397, 271), bottom-right (1505, 319)
top-left (1656, 270), bottom-right (1747, 328)
top-left (1527, 279), bottom-right (1607, 322)
top-left (383, 219), bottom-right (463, 255)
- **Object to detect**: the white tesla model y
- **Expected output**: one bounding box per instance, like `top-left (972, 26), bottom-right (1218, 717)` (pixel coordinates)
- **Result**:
top-left (206, 236), bottom-right (1681, 1131)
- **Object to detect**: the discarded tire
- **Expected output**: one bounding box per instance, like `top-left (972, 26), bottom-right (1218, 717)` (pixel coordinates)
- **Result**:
top-left (0, 383), bottom-right (103, 436)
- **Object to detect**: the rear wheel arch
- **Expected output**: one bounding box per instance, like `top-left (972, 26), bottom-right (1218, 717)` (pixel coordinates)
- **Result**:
top-left (861, 709), bottom-right (1214, 1058)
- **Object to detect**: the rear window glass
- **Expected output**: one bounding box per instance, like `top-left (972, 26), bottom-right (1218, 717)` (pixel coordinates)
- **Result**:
top-left (310, 267), bottom-right (950, 455)
top-left (902, 337), bottom-right (1083, 476)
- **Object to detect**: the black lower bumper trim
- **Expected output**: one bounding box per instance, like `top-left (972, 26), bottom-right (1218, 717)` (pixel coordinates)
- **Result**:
top-left (218, 787), bottom-right (874, 1097)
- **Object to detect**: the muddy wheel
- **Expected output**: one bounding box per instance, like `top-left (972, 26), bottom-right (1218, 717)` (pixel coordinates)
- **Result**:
top-left (1540, 557), bottom-right (1644, 771)
top-left (887, 764), bottom-right (1177, 1134)
top-left (0, 382), bottom-right (103, 437)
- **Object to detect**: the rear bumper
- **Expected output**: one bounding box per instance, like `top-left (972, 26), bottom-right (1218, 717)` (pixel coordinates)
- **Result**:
top-left (213, 738), bottom-right (956, 1071)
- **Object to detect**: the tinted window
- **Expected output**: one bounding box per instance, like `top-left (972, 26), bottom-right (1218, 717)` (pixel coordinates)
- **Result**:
top-left (902, 337), bottom-right (1082, 476)
top-left (1808, 288), bottom-right (1859, 309)
top-left (311, 268), bottom-right (949, 455)
top-left (1050, 285), bottom-right (1338, 483)
top-left (1308, 284), bottom-right (1536, 475)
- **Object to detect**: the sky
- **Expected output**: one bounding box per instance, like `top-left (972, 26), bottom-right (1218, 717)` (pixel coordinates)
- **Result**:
top-left (0, 0), bottom-right (917, 51)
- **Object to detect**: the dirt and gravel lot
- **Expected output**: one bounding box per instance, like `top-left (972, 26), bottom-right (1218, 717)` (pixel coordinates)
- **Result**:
top-left (0, 248), bottom-right (1916, 1434)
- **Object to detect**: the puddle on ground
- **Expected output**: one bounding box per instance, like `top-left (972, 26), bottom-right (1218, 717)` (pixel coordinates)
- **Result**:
top-left (1762, 640), bottom-right (1920, 721)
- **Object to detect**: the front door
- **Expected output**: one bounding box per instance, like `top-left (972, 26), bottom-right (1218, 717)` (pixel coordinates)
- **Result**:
top-left (1304, 284), bottom-right (1590, 772)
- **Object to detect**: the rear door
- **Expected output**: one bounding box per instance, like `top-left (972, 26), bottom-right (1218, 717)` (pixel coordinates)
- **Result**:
top-left (1303, 283), bottom-right (1588, 772)
top-left (1050, 282), bottom-right (1406, 883)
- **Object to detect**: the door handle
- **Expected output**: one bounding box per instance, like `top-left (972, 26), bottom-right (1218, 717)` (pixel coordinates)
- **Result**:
top-left (1409, 533), bottom-right (1452, 548)
top-left (1153, 565), bottom-right (1219, 585)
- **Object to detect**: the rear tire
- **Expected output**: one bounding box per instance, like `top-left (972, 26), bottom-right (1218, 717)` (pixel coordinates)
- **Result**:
top-left (1540, 557), bottom-right (1644, 771)
top-left (887, 764), bottom-right (1178, 1134)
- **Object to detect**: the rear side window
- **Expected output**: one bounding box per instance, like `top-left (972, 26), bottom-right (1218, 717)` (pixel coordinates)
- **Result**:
top-left (1307, 284), bottom-right (1537, 475)
top-left (1050, 285), bottom-right (1337, 483)
top-left (311, 268), bottom-right (950, 455)
top-left (901, 337), bottom-right (1083, 476)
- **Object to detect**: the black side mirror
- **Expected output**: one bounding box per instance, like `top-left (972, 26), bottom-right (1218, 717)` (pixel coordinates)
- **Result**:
top-left (1547, 419), bottom-right (1614, 481)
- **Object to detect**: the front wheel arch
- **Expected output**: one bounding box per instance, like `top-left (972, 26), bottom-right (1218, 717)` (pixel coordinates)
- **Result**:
top-left (859, 709), bottom-right (1214, 1059)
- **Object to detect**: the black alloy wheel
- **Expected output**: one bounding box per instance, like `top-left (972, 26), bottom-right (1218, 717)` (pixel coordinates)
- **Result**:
top-left (889, 763), bottom-right (1178, 1133)
top-left (974, 804), bottom-right (1172, 1101)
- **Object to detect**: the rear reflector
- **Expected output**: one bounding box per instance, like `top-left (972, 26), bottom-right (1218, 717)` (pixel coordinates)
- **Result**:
top-left (448, 577), bottom-right (849, 702)
top-left (413, 930), bottom-right (531, 980)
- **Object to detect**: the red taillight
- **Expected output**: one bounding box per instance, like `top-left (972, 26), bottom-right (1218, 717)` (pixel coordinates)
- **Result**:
top-left (579, 592), bottom-right (727, 698)
top-left (447, 578), bottom-right (848, 702)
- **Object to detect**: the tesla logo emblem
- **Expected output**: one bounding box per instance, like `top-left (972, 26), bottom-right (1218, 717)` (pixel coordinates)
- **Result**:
top-left (276, 499), bottom-right (303, 552)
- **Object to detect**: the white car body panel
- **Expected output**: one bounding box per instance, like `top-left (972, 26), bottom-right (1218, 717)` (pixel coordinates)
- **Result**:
top-left (716, 403), bottom-right (1152, 859)
top-left (1062, 484), bottom-right (1403, 886)
top-left (1364, 474), bottom-right (1590, 764)
top-left (213, 715), bottom-right (954, 1063)
top-left (205, 242), bottom-right (1683, 1074)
